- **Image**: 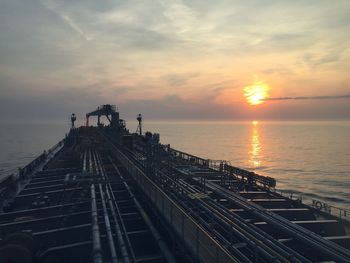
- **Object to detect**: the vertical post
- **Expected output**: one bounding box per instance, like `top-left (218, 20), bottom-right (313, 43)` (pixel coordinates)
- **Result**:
top-left (196, 227), bottom-right (199, 261)
top-left (181, 214), bottom-right (185, 243)
top-left (97, 107), bottom-right (100, 126)
top-left (219, 162), bottom-right (224, 172)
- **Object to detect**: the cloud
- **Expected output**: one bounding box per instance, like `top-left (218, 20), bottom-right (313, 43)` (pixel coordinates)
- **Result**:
top-left (118, 95), bottom-right (239, 120)
top-left (303, 50), bottom-right (344, 68)
top-left (1, 0), bottom-right (350, 121)
top-left (162, 72), bottom-right (199, 86)
top-left (262, 67), bottom-right (292, 75)
top-left (61, 14), bottom-right (93, 41)
top-left (250, 33), bottom-right (315, 53)
top-left (265, 95), bottom-right (350, 101)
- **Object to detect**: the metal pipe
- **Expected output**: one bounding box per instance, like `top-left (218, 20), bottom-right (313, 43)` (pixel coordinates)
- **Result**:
top-left (207, 181), bottom-right (350, 262)
top-left (98, 183), bottom-right (119, 263)
top-left (105, 184), bottom-right (131, 263)
top-left (96, 154), bottom-right (134, 263)
top-left (91, 184), bottom-right (103, 263)
top-left (184, 179), bottom-right (310, 263)
top-left (175, 179), bottom-right (286, 262)
top-left (83, 150), bottom-right (87, 172)
top-left (92, 151), bottom-right (119, 263)
top-left (89, 149), bottom-right (93, 173)
top-left (135, 159), bottom-right (306, 263)
top-left (109, 157), bottom-right (178, 263)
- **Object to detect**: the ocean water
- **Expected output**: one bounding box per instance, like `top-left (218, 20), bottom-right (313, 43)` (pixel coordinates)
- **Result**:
top-left (0, 120), bottom-right (349, 210)
top-left (0, 121), bottom-right (69, 175)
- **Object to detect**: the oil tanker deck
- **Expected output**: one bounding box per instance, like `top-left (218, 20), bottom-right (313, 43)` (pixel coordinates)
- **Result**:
top-left (0, 105), bottom-right (349, 263)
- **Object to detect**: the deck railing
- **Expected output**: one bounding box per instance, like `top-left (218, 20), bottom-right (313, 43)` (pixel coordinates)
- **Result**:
top-left (310, 199), bottom-right (350, 221)
top-left (166, 146), bottom-right (276, 188)
top-left (273, 189), bottom-right (350, 222)
top-left (18, 138), bottom-right (65, 178)
top-left (219, 164), bottom-right (276, 188)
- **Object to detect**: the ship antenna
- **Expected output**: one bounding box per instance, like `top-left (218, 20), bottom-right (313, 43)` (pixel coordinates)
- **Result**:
top-left (136, 114), bottom-right (142, 135)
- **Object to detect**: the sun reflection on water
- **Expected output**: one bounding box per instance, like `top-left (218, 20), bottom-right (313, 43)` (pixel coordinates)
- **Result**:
top-left (249, 121), bottom-right (262, 168)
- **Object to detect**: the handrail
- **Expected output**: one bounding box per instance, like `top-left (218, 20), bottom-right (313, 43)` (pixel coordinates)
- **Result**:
top-left (310, 199), bottom-right (350, 221)
top-left (220, 164), bottom-right (276, 188)
top-left (272, 188), bottom-right (350, 222)
top-left (18, 137), bottom-right (65, 178)
top-left (164, 145), bottom-right (276, 188)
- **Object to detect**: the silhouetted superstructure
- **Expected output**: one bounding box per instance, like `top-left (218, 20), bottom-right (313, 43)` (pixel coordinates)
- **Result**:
top-left (86, 104), bottom-right (121, 127)
top-left (0, 105), bottom-right (349, 263)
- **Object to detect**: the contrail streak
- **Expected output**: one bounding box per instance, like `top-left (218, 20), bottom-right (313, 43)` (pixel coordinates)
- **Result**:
top-left (264, 94), bottom-right (350, 101)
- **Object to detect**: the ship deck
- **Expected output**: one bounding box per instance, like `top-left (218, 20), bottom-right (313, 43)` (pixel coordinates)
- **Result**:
top-left (0, 126), bottom-right (349, 263)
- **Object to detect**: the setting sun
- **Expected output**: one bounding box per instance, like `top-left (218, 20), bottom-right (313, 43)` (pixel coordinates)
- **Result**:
top-left (244, 81), bottom-right (270, 105)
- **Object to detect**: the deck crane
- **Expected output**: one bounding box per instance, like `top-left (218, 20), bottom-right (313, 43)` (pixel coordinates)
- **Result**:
top-left (85, 104), bottom-right (121, 127)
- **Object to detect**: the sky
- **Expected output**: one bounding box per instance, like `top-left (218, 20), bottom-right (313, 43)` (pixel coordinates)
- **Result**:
top-left (1, 0), bottom-right (350, 121)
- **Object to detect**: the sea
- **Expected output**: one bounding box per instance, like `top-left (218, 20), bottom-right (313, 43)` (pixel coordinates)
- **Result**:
top-left (0, 120), bottom-right (349, 210)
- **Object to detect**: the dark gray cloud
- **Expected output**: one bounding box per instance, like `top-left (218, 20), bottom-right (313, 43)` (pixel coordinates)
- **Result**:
top-left (117, 95), bottom-right (350, 121)
top-left (118, 95), bottom-right (240, 121)
top-left (255, 99), bottom-right (350, 120)
top-left (265, 95), bottom-right (350, 101)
